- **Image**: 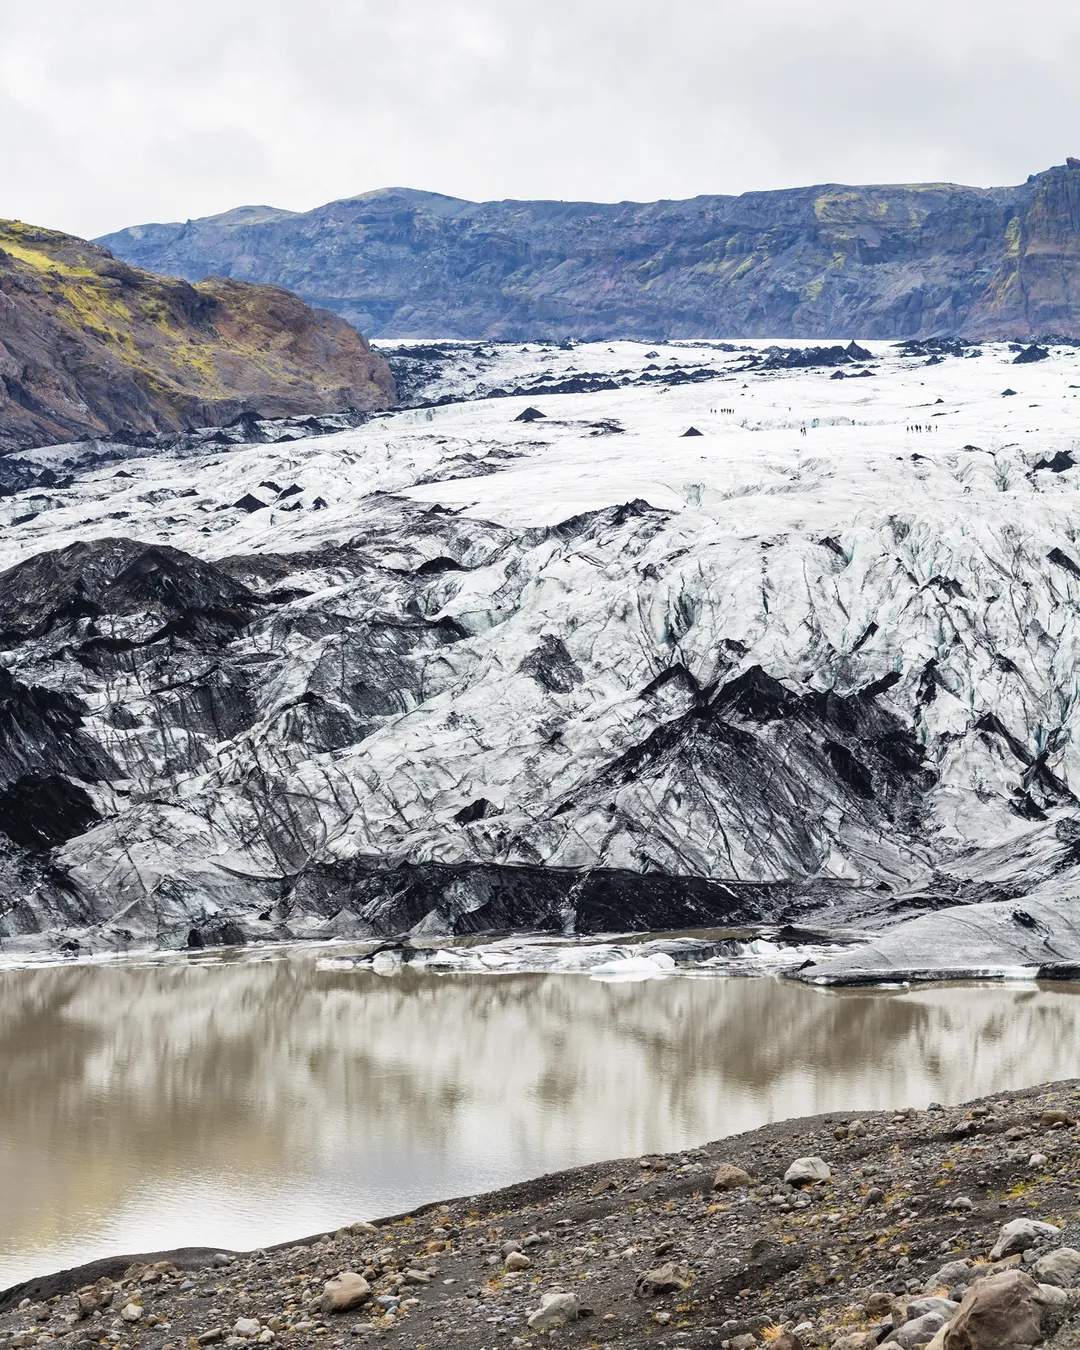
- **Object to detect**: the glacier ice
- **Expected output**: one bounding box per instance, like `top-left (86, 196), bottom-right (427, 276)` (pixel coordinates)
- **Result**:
top-left (1, 338), bottom-right (1080, 963)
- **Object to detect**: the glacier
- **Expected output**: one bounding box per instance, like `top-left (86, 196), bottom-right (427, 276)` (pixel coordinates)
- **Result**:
top-left (2, 336), bottom-right (1080, 966)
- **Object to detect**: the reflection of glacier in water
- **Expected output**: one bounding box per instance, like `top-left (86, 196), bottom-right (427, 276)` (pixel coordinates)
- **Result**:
top-left (1, 954), bottom-right (1079, 1287)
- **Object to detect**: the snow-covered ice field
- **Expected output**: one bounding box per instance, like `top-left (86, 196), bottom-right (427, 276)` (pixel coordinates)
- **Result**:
top-left (5, 338), bottom-right (1080, 557)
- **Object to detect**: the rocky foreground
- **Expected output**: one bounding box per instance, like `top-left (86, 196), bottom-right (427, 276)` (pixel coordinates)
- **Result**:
top-left (5, 1082), bottom-right (1080, 1350)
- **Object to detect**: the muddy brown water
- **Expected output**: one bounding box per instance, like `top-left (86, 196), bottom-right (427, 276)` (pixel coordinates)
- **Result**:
top-left (2, 951), bottom-right (1080, 1287)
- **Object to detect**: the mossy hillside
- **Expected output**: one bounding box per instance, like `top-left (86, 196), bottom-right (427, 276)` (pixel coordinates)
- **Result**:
top-left (1, 221), bottom-right (320, 400)
top-left (0, 219), bottom-right (394, 451)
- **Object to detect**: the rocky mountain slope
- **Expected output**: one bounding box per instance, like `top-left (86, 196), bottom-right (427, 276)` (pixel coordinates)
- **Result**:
top-left (3, 337), bottom-right (1080, 957)
top-left (97, 161), bottom-right (1080, 341)
top-left (0, 220), bottom-right (395, 453)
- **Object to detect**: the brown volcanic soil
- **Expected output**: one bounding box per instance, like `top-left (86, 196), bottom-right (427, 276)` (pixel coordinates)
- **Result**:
top-left (3, 1082), bottom-right (1080, 1349)
top-left (0, 220), bottom-right (395, 453)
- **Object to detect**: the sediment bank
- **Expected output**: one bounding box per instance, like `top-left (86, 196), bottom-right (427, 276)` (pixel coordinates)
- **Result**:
top-left (4, 1082), bottom-right (1080, 1348)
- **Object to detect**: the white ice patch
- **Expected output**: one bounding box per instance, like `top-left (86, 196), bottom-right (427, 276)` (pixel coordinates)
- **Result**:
top-left (589, 952), bottom-right (677, 981)
top-left (353, 932), bottom-right (846, 980)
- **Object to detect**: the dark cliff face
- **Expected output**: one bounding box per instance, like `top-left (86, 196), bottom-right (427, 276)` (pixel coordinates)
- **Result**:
top-left (0, 220), bottom-right (396, 453)
top-left (97, 163), bottom-right (1080, 340)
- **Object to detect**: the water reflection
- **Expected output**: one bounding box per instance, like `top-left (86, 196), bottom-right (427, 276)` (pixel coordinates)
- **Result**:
top-left (2, 956), bottom-right (1079, 1287)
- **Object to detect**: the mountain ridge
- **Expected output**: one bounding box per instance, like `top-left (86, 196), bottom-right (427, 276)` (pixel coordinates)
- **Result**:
top-left (98, 161), bottom-right (1080, 340)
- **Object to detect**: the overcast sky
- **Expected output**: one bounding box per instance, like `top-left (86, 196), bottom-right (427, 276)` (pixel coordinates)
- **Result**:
top-left (4, 0), bottom-right (1080, 239)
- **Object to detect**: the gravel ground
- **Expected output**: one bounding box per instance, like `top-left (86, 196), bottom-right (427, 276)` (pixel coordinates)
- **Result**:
top-left (4, 1080), bottom-right (1080, 1350)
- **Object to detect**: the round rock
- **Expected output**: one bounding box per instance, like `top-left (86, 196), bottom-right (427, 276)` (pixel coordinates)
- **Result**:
top-left (784, 1156), bottom-right (831, 1186)
top-left (989, 1218), bottom-right (1061, 1261)
top-left (319, 1272), bottom-right (371, 1315)
top-left (713, 1163), bottom-right (753, 1192)
top-left (526, 1291), bottom-right (580, 1330)
top-left (1033, 1247), bottom-right (1080, 1288)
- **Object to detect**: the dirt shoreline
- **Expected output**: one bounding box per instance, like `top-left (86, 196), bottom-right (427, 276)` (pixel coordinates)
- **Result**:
top-left (4, 1080), bottom-right (1080, 1348)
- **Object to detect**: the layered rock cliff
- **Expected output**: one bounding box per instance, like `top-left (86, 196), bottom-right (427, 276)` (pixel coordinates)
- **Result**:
top-left (0, 220), bottom-right (395, 453)
top-left (98, 162), bottom-right (1080, 341)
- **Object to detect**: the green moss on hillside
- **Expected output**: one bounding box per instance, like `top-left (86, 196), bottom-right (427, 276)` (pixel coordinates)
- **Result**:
top-left (0, 218), bottom-right (394, 452)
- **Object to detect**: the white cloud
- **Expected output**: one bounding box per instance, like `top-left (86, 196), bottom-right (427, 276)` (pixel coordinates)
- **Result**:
top-left (2, 0), bottom-right (1079, 238)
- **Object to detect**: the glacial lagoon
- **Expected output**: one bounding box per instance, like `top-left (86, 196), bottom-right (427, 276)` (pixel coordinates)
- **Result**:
top-left (2, 951), bottom-right (1080, 1289)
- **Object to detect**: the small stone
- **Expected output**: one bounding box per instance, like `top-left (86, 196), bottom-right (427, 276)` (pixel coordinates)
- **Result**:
top-left (349, 1222), bottom-right (379, 1236)
top-left (119, 1306), bottom-right (142, 1324)
top-left (404, 1269), bottom-right (431, 1285)
top-left (319, 1273), bottom-right (371, 1315)
top-left (655, 1312), bottom-right (672, 1325)
top-left (713, 1164), bottom-right (754, 1192)
top-left (893, 1312), bottom-right (946, 1348)
top-left (1036, 1283), bottom-right (1069, 1306)
top-left (196, 1333), bottom-right (223, 1347)
top-left (730, 1336), bottom-right (757, 1350)
top-left (1032, 1247), bottom-right (1080, 1287)
top-left (784, 1157), bottom-right (831, 1187)
top-left (634, 1263), bottom-right (693, 1298)
top-left (1039, 1109), bottom-right (1075, 1127)
top-left (526, 1292), bottom-right (580, 1330)
top-left (504, 1252), bottom-right (531, 1272)
top-left (864, 1187), bottom-right (885, 1207)
top-left (1028, 1153), bottom-right (1048, 1169)
top-left (906, 1298), bottom-right (959, 1322)
top-left (1004, 1126), bottom-right (1028, 1141)
top-left (923, 1260), bottom-right (972, 1293)
top-left (945, 1195), bottom-right (974, 1212)
top-left (73, 1295), bottom-right (96, 1321)
top-left (256, 1334), bottom-right (274, 1345)
top-left (588, 1177), bottom-right (618, 1195)
top-left (832, 1336), bottom-right (876, 1350)
top-left (233, 1321), bottom-right (260, 1339)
